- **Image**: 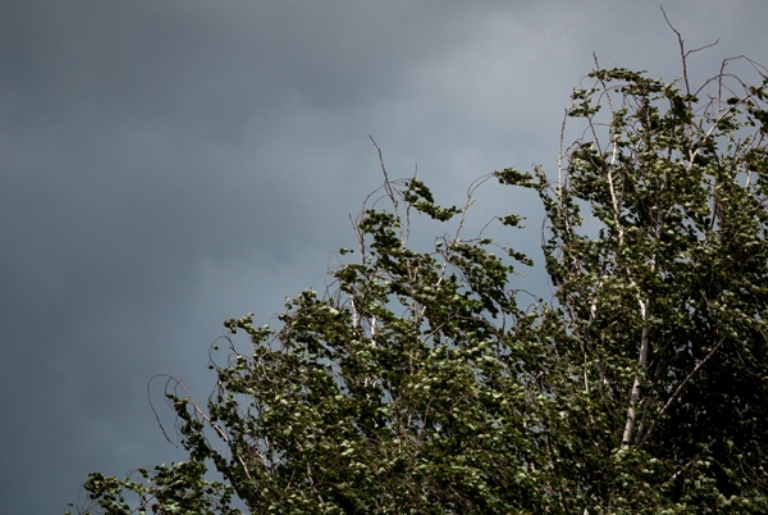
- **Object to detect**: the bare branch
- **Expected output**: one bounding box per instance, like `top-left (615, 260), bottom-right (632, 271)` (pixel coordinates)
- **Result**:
top-left (661, 6), bottom-right (719, 98)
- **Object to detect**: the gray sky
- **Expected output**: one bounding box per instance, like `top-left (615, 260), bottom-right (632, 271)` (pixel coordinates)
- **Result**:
top-left (2, 1), bottom-right (766, 512)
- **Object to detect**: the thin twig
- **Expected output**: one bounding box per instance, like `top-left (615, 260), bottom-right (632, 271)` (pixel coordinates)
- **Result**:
top-left (638, 335), bottom-right (725, 448)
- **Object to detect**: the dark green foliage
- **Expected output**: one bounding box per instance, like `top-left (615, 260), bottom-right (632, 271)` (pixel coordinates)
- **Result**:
top-left (70, 52), bottom-right (768, 514)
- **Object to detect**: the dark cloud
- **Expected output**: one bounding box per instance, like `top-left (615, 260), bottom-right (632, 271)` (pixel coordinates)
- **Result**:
top-left (1, 1), bottom-right (767, 512)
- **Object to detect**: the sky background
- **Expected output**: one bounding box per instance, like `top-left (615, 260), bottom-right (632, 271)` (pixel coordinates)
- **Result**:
top-left (2, 1), bottom-right (767, 512)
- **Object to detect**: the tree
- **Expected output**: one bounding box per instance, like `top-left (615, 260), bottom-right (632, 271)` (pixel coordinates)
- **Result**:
top-left (70, 41), bottom-right (768, 514)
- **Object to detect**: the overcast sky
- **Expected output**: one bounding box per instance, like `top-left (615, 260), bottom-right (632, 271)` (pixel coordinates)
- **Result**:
top-left (2, 1), bottom-right (767, 512)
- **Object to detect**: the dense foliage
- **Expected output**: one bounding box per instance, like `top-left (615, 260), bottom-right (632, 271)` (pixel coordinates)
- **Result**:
top-left (70, 49), bottom-right (768, 514)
